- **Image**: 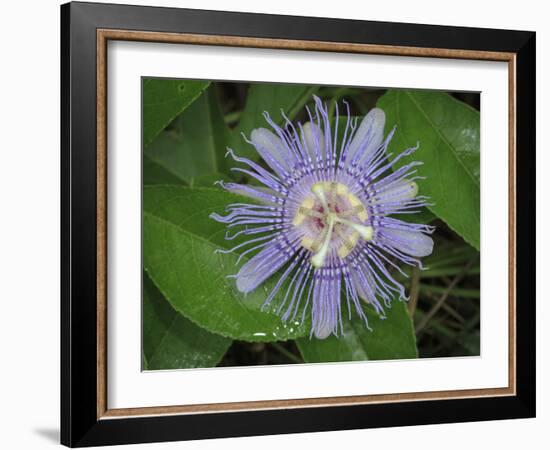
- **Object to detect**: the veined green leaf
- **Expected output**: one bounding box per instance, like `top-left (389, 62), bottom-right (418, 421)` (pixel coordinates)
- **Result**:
top-left (144, 86), bottom-right (230, 183)
top-left (143, 78), bottom-right (210, 146)
top-left (143, 186), bottom-right (309, 342)
top-left (143, 272), bottom-right (231, 370)
top-left (296, 301), bottom-right (417, 362)
top-left (377, 90), bottom-right (480, 249)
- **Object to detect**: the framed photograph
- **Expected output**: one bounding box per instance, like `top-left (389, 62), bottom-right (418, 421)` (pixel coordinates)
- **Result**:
top-left (61, 1), bottom-right (536, 447)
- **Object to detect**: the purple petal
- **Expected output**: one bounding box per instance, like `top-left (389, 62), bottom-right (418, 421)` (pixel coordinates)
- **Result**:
top-left (375, 179), bottom-right (418, 204)
top-left (301, 121), bottom-right (325, 163)
top-left (350, 265), bottom-right (386, 315)
top-left (351, 268), bottom-right (374, 303)
top-left (313, 321), bottom-right (333, 340)
top-left (236, 241), bottom-right (295, 293)
top-left (250, 128), bottom-right (293, 177)
top-left (379, 227), bottom-right (434, 257)
top-left (218, 181), bottom-right (281, 205)
top-left (346, 108), bottom-right (385, 165)
top-left (311, 270), bottom-right (340, 339)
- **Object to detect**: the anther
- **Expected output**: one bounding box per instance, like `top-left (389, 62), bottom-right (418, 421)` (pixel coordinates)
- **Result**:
top-left (337, 231), bottom-right (359, 258)
top-left (297, 181), bottom-right (373, 265)
top-left (334, 217), bottom-right (373, 241)
top-left (347, 193), bottom-right (368, 221)
top-left (292, 197), bottom-right (315, 226)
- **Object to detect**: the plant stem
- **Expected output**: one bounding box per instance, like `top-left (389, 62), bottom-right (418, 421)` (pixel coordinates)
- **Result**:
top-left (420, 266), bottom-right (480, 278)
top-left (408, 265), bottom-right (421, 317)
top-left (420, 285), bottom-right (480, 298)
top-left (416, 258), bottom-right (478, 334)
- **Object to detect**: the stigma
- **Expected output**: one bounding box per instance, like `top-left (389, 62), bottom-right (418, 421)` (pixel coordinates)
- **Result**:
top-left (293, 182), bottom-right (373, 268)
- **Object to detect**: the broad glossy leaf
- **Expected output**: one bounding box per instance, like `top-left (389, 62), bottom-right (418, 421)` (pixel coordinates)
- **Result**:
top-left (377, 90), bottom-right (480, 249)
top-left (143, 272), bottom-right (231, 370)
top-left (143, 186), bottom-right (309, 342)
top-left (231, 83), bottom-right (319, 160)
top-left (143, 79), bottom-right (210, 146)
top-left (144, 87), bottom-right (231, 183)
top-left (296, 301), bottom-right (417, 362)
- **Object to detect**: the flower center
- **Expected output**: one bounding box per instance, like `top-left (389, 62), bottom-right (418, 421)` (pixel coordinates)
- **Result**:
top-left (292, 182), bottom-right (373, 268)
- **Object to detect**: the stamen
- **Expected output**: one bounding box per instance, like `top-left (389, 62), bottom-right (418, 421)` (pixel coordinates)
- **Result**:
top-left (335, 182), bottom-right (348, 195)
top-left (311, 182), bottom-right (329, 211)
top-left (303, 209), bottom-right (324, 219)
top-left (334, 217), bottom-right (373, 241)
top-left (332, 182), bottom-right (348, 206)
top-left (337, 231), bottom-right (359, 258)
top-left (347, 193), bottom-right (368, 221)
top-left (292, 196), bottom-right (315, 226)
top-left (311, 213), bottom-right (336, 268)
top-left (298, 181), bottom-right (373, 264)
top-left (301, 235), bottom-right (322, 252)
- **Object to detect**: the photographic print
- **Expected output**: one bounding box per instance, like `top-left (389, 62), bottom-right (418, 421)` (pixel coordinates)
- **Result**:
top-left (62, 4), bottom-right (534, 445)
top-left (141, 79), bottom-right (481, 370)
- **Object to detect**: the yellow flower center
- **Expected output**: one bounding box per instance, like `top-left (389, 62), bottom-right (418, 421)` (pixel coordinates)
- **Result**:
top-left (292, 182), bottom-right (373, 268)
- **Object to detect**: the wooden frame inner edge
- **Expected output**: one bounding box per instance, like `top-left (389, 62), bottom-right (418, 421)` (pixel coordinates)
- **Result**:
top-left (97, 29), bottom-right (108, 419)
top-left (95, 29), bottom-right (517, 420)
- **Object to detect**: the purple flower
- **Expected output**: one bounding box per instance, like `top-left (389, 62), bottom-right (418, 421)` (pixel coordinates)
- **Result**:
top-left (211, 96), bottom-right (434, 339)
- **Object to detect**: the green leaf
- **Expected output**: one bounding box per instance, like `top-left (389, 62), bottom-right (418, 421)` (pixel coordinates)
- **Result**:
top-left (377, 90), bottom-right (480, 249)
top-left (143, 272), bottom-right (231, 370)
top-left (143, 154), bottom-right (186, 185)
top-left (296, 301), bottom-right (417, 362)
top-left (231, 83), bottom-right (319, 159)
top-left (144, 86), bottom-right (231, 183)
top-left (188, 172), bottom-right (232, 188)
top-left (143, 82), bottom-right (318, 184)
top-left (143, 185), bottom-right (309, 342)
top-left (143, 78), bottom-right (210, 147)
top-left (401, 207), bottom-right (437, 225)
top-left (142, 352), bottom-right (148, 370)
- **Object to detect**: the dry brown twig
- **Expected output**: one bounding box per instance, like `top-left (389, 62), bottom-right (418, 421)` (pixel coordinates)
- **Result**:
top-left (415, 257), bottom-right (478, 334)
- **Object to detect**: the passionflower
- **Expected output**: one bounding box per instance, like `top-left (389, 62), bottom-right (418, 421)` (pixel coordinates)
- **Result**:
top-left (211, 96), bottom-right (434, 339)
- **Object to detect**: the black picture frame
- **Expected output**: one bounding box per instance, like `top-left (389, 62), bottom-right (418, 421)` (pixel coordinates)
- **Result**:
top-left (61, 1), bottom-right (536, 447)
